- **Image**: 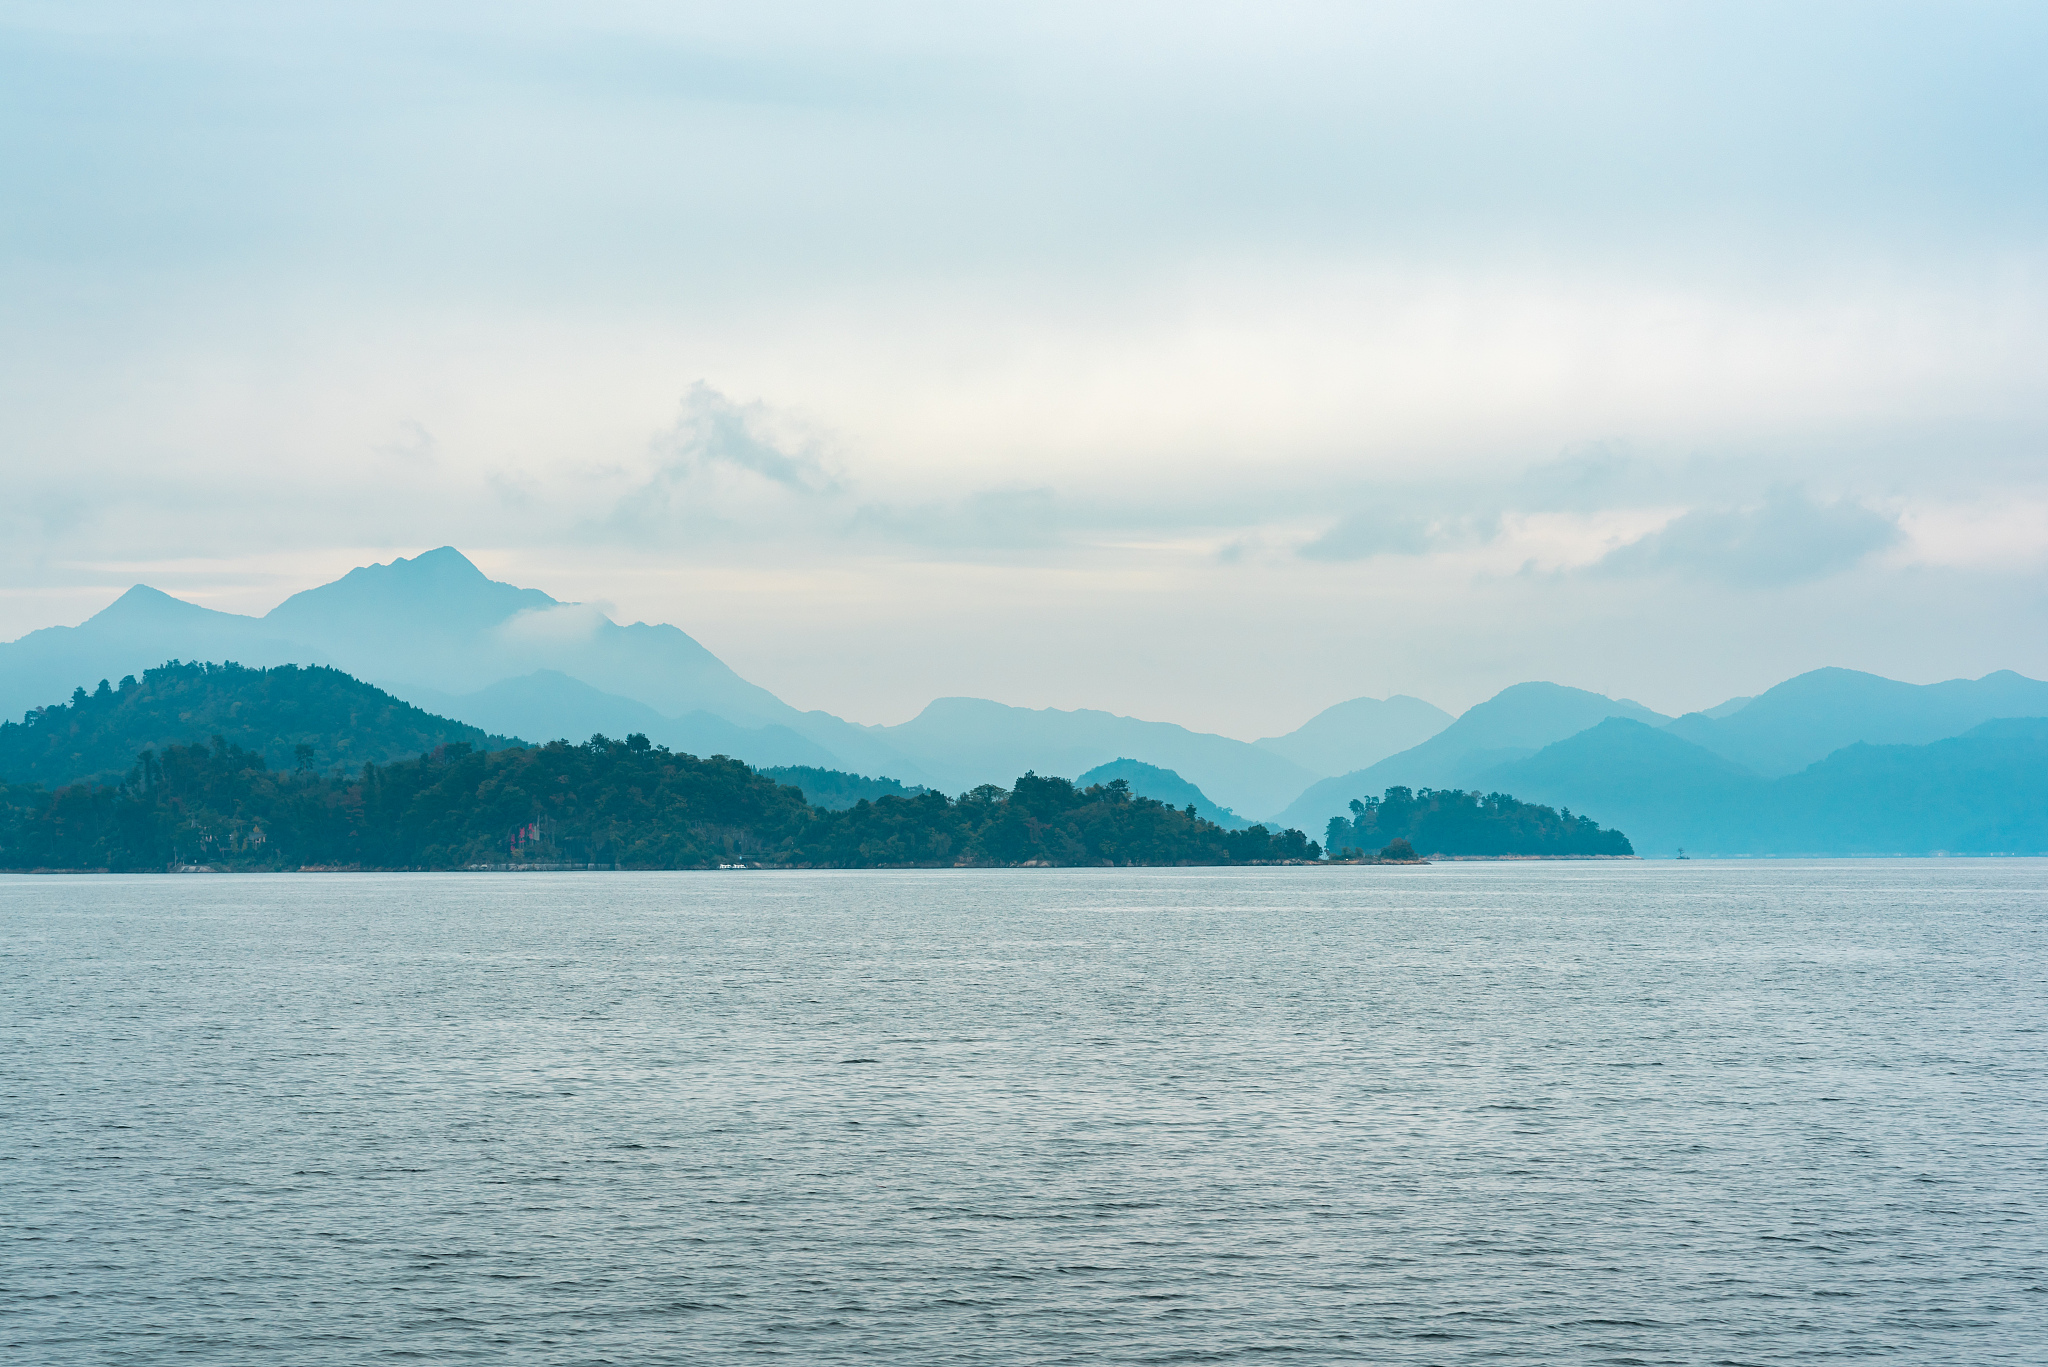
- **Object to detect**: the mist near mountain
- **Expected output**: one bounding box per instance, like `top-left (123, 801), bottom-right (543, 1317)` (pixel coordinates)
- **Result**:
top-left (0, 548), bottom-right (1335, 805)
top-left (1073, 758), bottom-right (1250, 830)
top-left (0, 548), bottom-right (1328, 807)
top-left (1252, 695), bottom-right (1453, 776)
top-left (8, 548), bottom-right (2046, 856)
top-left (1274, 683), bottom-right (1671, 831)
top-left (0, 549), bottom-right (921, 782)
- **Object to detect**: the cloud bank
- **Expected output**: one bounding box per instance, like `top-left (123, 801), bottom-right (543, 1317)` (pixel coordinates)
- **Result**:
top-left (1593, 489), bottom-right (1901, 586)
top-left (1, 2), bottom-right (2045, 730)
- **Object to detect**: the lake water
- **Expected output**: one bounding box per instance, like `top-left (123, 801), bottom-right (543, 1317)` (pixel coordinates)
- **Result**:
top-left (3, 862), bottom-right (2044, 1364)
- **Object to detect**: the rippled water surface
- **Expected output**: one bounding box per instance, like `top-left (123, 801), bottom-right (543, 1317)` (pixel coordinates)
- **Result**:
top-left (4, 863), bottom-right (2045, 1364)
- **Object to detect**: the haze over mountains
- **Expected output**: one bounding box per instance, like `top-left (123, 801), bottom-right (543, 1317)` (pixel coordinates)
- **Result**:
top-left (1276, 668), bottom-right (2048, 856)
top-left (1252, 696), bottom-right (1453, 775)
top-left (1274, 683), bottom-right (1672, 830)
top-left (4, 547), bottom-right (2045, 855)
top-left (0, 549), bottom-right (1436, 815)
top-left (1471, 716), bottom-right (2048, 857)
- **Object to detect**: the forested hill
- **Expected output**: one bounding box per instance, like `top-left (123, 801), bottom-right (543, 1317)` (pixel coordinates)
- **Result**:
top-left (0, 737), bottom-right (1321, 871)
top-left (0, 661), bottom-right (517, 788)
top-left (1326, 786), bottom-right (1634, 858)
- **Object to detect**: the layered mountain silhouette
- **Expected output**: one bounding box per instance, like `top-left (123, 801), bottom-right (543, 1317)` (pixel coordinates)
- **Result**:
top-left (1251, 695), bottom-right (1453, 775)
top-left (1286, 668), bottom-right (2048, 855)
top-left (0, 548), bottom-right (1378, 812)
top-left (1660, 667), bottom-right (2048, 775)
top-left (0, 550), bottom-right (920, 783)
top-left (0, 584), bottom-right (343, 718)
top-left (870, 698), bottom-right (1318, 817)
top-left (401, 671), bottom-right (841, 771)
top-left (1274, 683), bottom-right (1671, 831)
top-left (1477, 714), bottom-right (2048, 855)
top-left (7, 550), bottom-right (2044, 853)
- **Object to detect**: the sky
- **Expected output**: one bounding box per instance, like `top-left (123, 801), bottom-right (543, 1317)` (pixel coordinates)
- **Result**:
top-left (3, 1), bottom-right (2046, 736)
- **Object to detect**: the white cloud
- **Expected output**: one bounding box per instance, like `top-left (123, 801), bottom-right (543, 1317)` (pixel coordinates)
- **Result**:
top-left (1298, 509), bottom-right (1451, 561)
top-left (494, 602), bottom-right (612, 647)
top-left (1591, 488), bottom-right (1901, 586)
top-left (1894, 497), bottom-right (2048, 570)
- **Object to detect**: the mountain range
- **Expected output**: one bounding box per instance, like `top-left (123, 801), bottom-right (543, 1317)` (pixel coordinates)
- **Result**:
top-left (5, 547), bottom-right (2045, 854)
top-left (1273, 682), bottom-right (1671, 829)
top-left (0, 548), bottom-right (1448, 815)
top-left (1465, 714), bottom-right (2048, 856)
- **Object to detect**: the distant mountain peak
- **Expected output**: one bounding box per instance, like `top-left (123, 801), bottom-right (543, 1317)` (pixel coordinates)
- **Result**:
top-left (411, 545), bottom-right (481, 570)
top-left (90, 584), bottom-right (243, 627)
top-left (300, 546), bottom-right (520, 596)
top-left (264, 547), bottom-right (557, 635)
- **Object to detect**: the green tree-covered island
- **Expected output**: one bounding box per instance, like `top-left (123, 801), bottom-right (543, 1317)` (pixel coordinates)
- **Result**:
top-left (0, 662), bottom-right (1634, 870)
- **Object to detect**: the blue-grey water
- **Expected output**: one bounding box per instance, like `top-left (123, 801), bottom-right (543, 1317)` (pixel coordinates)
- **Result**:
top-left (3, 862), bottom-right (2044, 1364)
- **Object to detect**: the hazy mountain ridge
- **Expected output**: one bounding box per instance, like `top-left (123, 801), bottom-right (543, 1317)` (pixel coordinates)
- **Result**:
top-left (0, 550), bottom-right (923, 781)
top-left (6, 549), bottom-right (2044, 855)
top-left (1660, 667), bottom-right (2048, 776)
top-left (403, 671), bottom-right (842, 771)
top-left (0, 586), bottom-right (341, 725)
top-left (1251, 695), bottom-right (1454, 775)
top-left (1479, 715), bottom-right (2048, 855)
top-left (1277, 669), bottom-right (2048, 851)
top-left (0, 550), bottom-right (1460, 806)
top-left (2, 548), bottom-right (1471, 804)
top-left (1273, 683), bottom-right (1672, 830)
top-left (871, 697), bottom-right (1319, 817)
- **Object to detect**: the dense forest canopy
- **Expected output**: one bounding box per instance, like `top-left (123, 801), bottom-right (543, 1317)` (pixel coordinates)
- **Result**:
top-left (1326, 786), bottom-right (1633, 858)
top-left (0, 660), bottom-right (515, 788)
top-left (0, 734), bottom-right (1322, 871)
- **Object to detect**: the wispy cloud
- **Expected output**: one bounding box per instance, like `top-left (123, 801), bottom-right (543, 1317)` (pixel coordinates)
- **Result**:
top-left (1297, 508), bottom-right (1441, 561)
top-left (1590, 487), bottom-right (1900, 586)
top-left (654, 382), bottom-right (840, 496)
top-left (605, 384), bottom-right (842, 540)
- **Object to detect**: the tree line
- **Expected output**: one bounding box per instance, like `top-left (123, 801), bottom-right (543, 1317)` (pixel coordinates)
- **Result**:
top-left (0, 733), bottom-right (1322, 871)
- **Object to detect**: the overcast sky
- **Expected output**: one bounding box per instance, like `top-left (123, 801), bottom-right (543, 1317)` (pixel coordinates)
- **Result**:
top-left (3, 1), bottom-right (2045, 734)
